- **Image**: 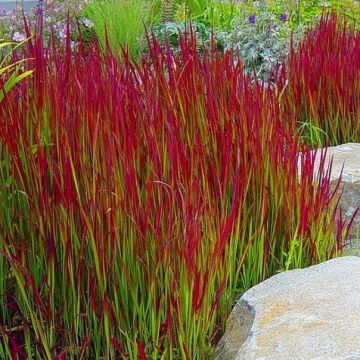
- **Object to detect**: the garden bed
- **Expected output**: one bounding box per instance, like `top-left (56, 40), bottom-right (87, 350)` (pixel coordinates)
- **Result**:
top-left (0, 1), bottom-right (359, 359)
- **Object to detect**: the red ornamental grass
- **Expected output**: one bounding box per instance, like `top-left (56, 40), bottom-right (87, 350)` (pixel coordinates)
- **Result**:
top-left (278, 13), bottom-right (360, 145)
top-left (0, 32), bottom-right (347, 358)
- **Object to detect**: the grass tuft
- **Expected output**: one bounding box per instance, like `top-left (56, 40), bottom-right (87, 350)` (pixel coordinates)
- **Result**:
top-left (0, 30), bottom-right (349, 358)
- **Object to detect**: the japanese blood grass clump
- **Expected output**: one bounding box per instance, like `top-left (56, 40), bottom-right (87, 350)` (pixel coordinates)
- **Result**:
top-left (0, 33), bottom-right (349, 359)
top-left (277, 13), bottom-right (360, 147)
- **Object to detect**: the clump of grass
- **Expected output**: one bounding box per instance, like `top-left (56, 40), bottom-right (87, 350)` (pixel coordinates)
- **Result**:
top-left (0, 32), bottom-right (349, 359)
top-left (278, 13), bottom-right (360, 146)
top-left (83, 0), bottom-right (159, 59)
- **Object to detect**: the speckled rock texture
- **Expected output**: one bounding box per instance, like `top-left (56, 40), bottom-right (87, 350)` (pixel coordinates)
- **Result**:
top-left (216, 257), bottom-right (360, 360)
top-left (312, 143), bottom-right (360, 184)
top-left (310, 143), bottom-right (360, 253)
top-left (297, 143), bottom-right (360, 252)
top-left (315, 143), bottom-right (360, 239)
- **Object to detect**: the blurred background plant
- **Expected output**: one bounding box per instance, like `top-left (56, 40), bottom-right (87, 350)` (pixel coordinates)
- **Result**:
top-left (223, 3), bottom-right (303, 80)
top-left (1, 0), bottom-right (359, 62)
top-left (83, 0), bottom-right (160, 59)
top-left (161, 0), bottom-right (176, 22)
top-left (283, 0), bottom-right (360, 29)
top-left (0, 0), bottom-right (94, 44)
top-left (144, 21), bottom-right (225, 55)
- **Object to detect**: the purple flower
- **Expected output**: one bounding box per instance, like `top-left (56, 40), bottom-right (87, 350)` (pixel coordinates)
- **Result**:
top-left (280, 12), bottom-right (288, 22)
top-left (248, 14), bottom-right (256, 24)
top-left (35, 0), bottom-right (43, 16)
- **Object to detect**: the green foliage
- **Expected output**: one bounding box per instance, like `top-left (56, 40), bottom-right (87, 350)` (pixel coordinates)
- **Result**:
top-left (179, 0), bottom-right (210, 19)
top-left (329, 0), bottom-right (360, 26)
top-left (0, 40), bottom-right (33, 102)
top-left (297, 121), bottom-right (330, 147)
top-left (161, 0), bottom-right (176, 22)
top-left (240, 0), bottom-right (360, 29)
top-left (83, 0), bottom-right (159, 59)
top-left (285, 0), bottom-right (360, 28)
top-left (172, 0), bottom-right (360, 31)
top-left (174, 0), bottom-right (242, 31)
top-left (173, 0), bottom-right (245, 31)
top-left (200, 0), bottom-right (242, 31)
top-left (148, 21), bottom-right (224, 53)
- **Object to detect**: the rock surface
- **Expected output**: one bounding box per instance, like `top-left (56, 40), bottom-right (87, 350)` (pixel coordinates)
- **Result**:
top-left (315, 144), bottom-right (360, 253)
top-left (216, 256), bottom-right (360, 360)
top-left (312, 143), bottom-right (360, 184)
top-left (303, 143), bottom-right (360, 248)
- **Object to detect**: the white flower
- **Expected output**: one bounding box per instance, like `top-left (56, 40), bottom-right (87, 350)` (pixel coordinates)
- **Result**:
top-left (59, 25), bottom-right (68, 39)
top-left (81, 18), bottom-right (94, 29)
top-left (12, 31), bottom-right (26, 42)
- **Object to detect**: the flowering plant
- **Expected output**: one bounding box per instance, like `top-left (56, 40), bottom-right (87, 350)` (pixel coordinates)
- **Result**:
top-left (223, 3), bottom-right (303, 79)
top-left (0, 0), bottom-right (94, 44)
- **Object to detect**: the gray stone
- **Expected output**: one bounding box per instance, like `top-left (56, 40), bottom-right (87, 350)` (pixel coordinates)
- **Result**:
top-left (314, 144), bottom-right (360, 234)
top-left (311, 143), bottom-right (360, 183)
top-left (216, 257), bottom-right (360, 360)
top-left (299, 143), bottom-right (360, 247)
